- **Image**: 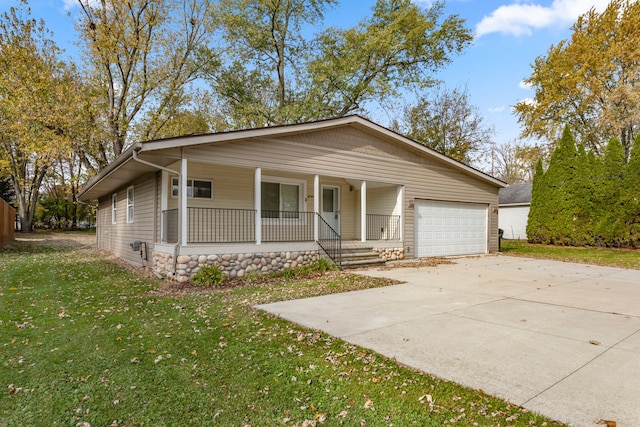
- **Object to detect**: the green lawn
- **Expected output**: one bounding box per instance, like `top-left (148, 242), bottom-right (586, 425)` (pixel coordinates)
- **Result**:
top-left (0, 238), bottom-right (561, 426)
top-left (501, 239), bottom-right (640, 269)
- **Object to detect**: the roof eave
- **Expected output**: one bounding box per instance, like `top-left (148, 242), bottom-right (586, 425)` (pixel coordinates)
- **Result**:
top-left (499, 202), bottom-right (531, 207)
top-left (77, 144), bottom-right (140, 201)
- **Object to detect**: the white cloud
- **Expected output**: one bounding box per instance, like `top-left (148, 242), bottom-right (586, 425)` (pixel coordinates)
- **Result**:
top-left (516, 97), bottom-right (537, 107)
top-left (476, 0), bottom-right (611, 37)
top-left (489, 106), bottom-right (506, 113)
top-left (63, 0), bottom-right (101, 10)
top-left (411, 0), bottom-right (436, 7)
top-left (62, 0), bottom-right (75, 9)
top-left (519, 80), bottom-right (533, 90)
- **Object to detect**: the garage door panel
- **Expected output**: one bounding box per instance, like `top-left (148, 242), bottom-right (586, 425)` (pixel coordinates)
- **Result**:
top-left (415, 200), bottom-right (488, 257)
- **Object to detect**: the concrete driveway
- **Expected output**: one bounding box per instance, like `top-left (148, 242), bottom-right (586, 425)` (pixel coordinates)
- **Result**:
top-left (257, 255), bottom-right (640, 427)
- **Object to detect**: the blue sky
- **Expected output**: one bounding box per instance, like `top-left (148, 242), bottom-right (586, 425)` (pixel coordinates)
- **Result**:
top-left (3, 0), bottom-right (611, 145)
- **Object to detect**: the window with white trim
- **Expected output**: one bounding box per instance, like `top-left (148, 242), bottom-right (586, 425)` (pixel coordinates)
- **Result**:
top-left (111, 193), bottom-right (117, 224)
top-left (126, 186), bottom-right (134, 223)
top-left (261, 177), bottom-right (305, 219)
top-left (171, 177), bottom-right (213, 199)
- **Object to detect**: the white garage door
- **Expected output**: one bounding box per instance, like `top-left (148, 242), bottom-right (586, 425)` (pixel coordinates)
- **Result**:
top-left (415, 200), bottom-right (488, 257)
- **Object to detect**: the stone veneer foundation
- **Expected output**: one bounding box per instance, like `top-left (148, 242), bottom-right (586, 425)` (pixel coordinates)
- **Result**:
top-left (373, 247), bottom-right (404, 261)
top-left (153, 246), bottom-right (404, 282)
top-left (153, 250), bottom-right (320, 282)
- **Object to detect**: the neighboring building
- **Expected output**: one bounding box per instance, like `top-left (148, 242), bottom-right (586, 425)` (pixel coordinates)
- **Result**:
top-left (78, 115), bottom-right (506, 281)
top-left (498, 183), bottom-right (532, 240)
top-left (0, 198), bottom-right (15, 248)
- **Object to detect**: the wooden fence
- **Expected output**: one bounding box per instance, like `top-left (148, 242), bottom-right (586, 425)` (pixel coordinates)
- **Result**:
top-left (0, 198), bottom-right (15, 248)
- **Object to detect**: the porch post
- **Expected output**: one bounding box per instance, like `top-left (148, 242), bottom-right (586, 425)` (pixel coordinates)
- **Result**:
top-left (254, 167), bottom-right (262, 245)
top-left (360, 180), bottom-right (367, 242)
top-left (180, 158), bottom-right (188, 245)
top-left (160, 170), bottom-right (168, 243)
top-left (397, 185), bottom-right (404, 241)
top-left (313, 174), bottom-right (319, 241)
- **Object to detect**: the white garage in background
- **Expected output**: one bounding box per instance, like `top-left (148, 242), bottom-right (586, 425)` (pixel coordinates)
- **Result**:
top-left (414, 200), bottom-right (488, 257)
top-left (498, 184), bottom-right (532, 240)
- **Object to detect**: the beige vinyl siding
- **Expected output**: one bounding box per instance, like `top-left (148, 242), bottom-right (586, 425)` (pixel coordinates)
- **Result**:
top-left (96, 173), bottom-right (156, 266)
top-left (366, 186), bottom-right (399, 215)
top-left (365, 186), bottom-right (401, 241)
top-left (97, 196), bottom-right (113, 251)
top-left (166, 164), bottom-right (255, 210)
top-left (489, 205), bottom-right (499, 251)
top-left (182, 129), bottom-right (499, 255)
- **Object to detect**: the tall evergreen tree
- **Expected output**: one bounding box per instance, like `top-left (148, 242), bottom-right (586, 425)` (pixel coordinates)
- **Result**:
top-left (544, 125), bottom-right (579, 245)
top-left (0, 177), bottom-right (14, 204)
top-left (569, 144), bottom-right (595, 245)
top-left (619, 135), bottom-right (640, 246)
top-left (526, 158), bottom-right (548, 243)
top-left (593, 138), bottom-right (626, 245)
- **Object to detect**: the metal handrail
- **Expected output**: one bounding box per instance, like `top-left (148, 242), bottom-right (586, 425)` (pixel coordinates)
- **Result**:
top-left (317, 213), bottom-right (342, 268)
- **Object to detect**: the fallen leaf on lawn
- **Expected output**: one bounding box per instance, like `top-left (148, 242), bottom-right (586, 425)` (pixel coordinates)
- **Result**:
top-left (336, 411), bottom-right (348, 418)
top-left (148, 349), bottom-right (156, 354)
top-left (372, 377), bottom-right (380, 383)
top-left (364, 399), bottom-right (374, 409)
top-left (8, 384), bottom-right (21, 394)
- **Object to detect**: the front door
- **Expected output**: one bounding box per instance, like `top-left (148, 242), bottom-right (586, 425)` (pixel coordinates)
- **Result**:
top-left (321, 185), bottom-right (340, 235)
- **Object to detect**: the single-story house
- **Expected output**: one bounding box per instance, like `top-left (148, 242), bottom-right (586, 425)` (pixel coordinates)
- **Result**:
top-left (498, 183), bottom-right (532, 240)
top-left (78, 115), bottom-right (506, 281)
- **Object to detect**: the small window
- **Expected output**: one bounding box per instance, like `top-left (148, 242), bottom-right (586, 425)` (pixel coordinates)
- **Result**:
top-left (261, 178), bottom-right (304, 219)
top-left (112, 194), bottom-right (117, 224)
top-left (171, 177), bottom-right (213, 199)
top-left (126, 186), bottom-right (134, 223)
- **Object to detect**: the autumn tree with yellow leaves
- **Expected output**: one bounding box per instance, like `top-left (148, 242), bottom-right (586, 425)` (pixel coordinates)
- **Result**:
top-left (514, 0), bottom-right (640, 159)
top-left (0, 2), bottom-right (84, 232)
top-left (75, 0), bottom-right (217, 165)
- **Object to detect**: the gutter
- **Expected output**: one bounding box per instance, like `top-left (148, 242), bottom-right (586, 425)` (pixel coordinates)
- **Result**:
top-left (132, 146), bottom-right (179, 175)
top-left (499, 203), bottom-right (531, 207)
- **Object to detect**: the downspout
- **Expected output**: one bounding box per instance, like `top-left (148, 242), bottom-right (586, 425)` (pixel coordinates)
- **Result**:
top-left (132, 146), bottom-right (177, 175)
top-left (132, 146), bottom-right (181, 278)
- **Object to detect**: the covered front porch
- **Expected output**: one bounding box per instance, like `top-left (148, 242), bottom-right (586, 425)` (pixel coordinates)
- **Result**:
top-left (157, 160), bottom-right (404, 271)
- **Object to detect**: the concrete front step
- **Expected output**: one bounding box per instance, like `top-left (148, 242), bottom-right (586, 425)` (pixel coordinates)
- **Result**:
top-left (340, 247), bottom-right (386, 269)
